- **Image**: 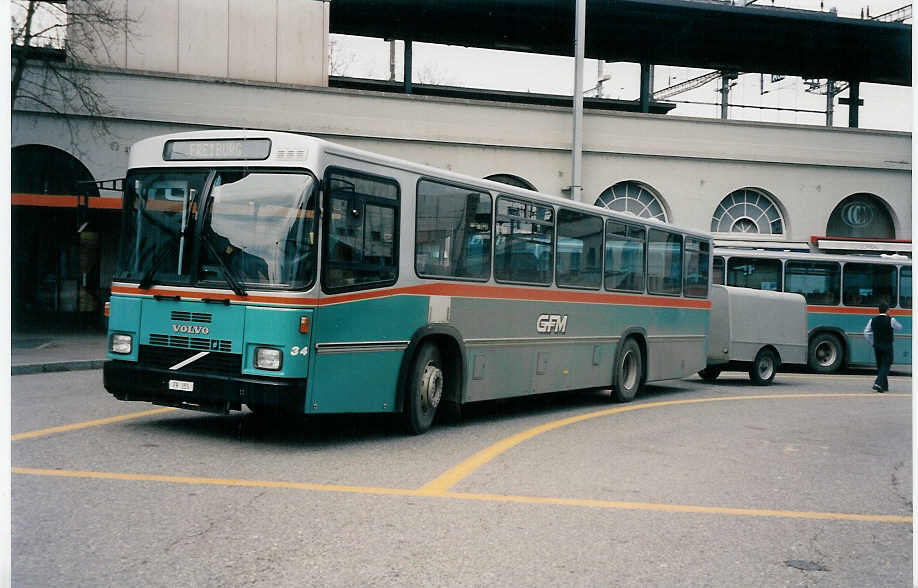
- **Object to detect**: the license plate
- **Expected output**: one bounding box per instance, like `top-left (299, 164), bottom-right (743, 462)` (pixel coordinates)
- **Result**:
top-left (168, 379), bottom-right (194, 392)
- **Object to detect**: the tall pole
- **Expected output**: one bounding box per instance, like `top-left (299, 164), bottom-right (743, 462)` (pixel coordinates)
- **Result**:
top-left (720, 72), bottom-right (730, 119)
top-left (825, 80), bottom-right (834, 127)
top-left (571, 0), bottom-right (586, 201)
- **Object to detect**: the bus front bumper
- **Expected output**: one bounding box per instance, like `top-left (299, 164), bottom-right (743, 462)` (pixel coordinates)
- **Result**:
top-left (103, 360), bottom-right (307, 414)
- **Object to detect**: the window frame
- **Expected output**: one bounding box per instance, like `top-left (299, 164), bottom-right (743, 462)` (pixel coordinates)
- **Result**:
top-left (414, 177), bottom-right (493, 282)
top-left (646, 227), bottom-right (683, 297)
top-left (725, 256), bottom-right (783, 292)
top-left (320, 166), bottom-right (401, 295)
top-left (842, 262), bottom-right (898, 308)
top-left (900, 266), bottom-right (912, 309)
top-left (555, 208), bottom-right (603, 291)
top-left (683, 237), bottom-right (710, 299)
top-left (603, 219), bottom-right (646, 294)
top-left (784, 260), bottom-right (841, 306)
top-left (493, 195), bottom-right (555, 287)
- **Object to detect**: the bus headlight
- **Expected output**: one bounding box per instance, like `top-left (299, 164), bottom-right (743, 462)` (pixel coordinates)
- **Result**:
top-left (255, 347), bottom-right (282, 371)
top-left (111, 334), bottom-right (133, 355)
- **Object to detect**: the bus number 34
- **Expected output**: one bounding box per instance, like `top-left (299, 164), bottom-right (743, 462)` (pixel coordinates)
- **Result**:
top-left (290, 346), bottom-right (309, 356)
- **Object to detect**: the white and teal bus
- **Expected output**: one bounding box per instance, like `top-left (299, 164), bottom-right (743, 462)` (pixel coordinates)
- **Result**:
top-left (104, 130), bottom-right (712, 433)
top-left (712, 248), bottom-right (911, 373)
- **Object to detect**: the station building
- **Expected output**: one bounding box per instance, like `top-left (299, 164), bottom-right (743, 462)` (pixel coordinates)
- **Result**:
top-left (11, 0), bottom-right (912, 332)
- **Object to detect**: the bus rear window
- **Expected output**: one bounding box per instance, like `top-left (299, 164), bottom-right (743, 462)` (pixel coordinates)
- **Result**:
top-left (843, 263), bottom-right (896, 307)
top-left (726, 257), bottom-right (782, 291)
top-left (785, 261), bottom-right (840, 305)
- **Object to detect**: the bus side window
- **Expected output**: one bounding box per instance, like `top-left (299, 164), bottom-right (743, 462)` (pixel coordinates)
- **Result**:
top-left (843, 263), bottom-right (897, 307)
top-left (494, 196), bottom-right (554, 286)
top-left (726, 257), bottom-right (782, 291)
top-left (604, 221), bottom-right (644, 292)
top-left (785, 261), bottom-right (840, 305)
top-left (647, 229), bottom-right (682, 296)
top-left (415, 179), bottom-right (492, 280)
top-left (684, 238), bottom-right (709, 298)
top-left (556, 209), bottom-right (602, 289)
top-left (712, 256), bottom-right (725, 285)
top-left (323, 168), bottom-right (399, 292)
top-left (900, 267), bottom-right (912, 309)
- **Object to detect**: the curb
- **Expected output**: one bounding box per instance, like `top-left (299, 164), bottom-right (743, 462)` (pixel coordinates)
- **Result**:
top-left (12, 360), bottom-right (106, 376)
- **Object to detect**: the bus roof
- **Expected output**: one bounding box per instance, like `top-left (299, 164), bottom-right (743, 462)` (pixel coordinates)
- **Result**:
top-left (713, 247), bottom-right (911, 266)
top-left (129, 129), bottom-right (712, 241)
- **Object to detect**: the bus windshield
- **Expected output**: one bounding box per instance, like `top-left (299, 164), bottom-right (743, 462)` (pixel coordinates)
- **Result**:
top-left (115, 169), bottom-right (318, 290)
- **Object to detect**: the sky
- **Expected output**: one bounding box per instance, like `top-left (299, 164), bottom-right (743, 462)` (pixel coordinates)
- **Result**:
top-left (330, 0), bottom-right (913, 132)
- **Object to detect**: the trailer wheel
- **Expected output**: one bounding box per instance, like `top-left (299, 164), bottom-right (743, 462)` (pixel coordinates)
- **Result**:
top-left (612, 338), bottom-right (643, 403)
top-left (698, 367), bottom-right (721, 383)
top-left (749, 348), bottom-right (777, 385)
top-left (808, 333), bottom-right (843, 374)
top-left (403, 343), bottom-right (443, 435)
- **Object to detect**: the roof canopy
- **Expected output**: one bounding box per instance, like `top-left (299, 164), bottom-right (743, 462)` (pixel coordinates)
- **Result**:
top-left (330, 0), bottom-right (911, 86)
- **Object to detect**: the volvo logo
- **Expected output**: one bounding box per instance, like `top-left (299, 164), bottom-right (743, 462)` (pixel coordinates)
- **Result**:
top-left (536, 314), bottom-right (568, 334)
top-left (841, 201), bottom-right (874, 228)
top-left (172, 324), bottom-right (210, 335)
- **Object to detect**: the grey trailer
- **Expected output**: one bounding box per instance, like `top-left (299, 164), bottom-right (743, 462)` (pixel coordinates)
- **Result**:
top-left (701, 285), bottom-right (807, 385)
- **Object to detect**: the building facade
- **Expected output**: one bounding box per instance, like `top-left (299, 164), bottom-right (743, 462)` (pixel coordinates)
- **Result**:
top-left (11, 0), bottom-right (912, 330)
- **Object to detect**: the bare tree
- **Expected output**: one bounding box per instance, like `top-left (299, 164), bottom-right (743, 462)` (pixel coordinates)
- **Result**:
top-left (11, 0), bottom-right (135, 141)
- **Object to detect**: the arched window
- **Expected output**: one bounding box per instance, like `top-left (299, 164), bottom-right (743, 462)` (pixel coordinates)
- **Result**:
top-left (711, 188), bottom-right (784, 235)
top-left (826, 193), bottom-right (895, 239)
top-left (594, 181), bottom-right (668, 222)
top-left (484, 174), bottom-right (537, 191)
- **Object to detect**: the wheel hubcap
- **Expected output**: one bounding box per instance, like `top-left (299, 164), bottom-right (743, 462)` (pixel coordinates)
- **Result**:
top-left (421, 363), bottom-right (443, 410)
top-left (758, 356), bottom-right (774, 379)
top-left (815, 342), bottom-right (837, 366)
top-left (622, 351), bottom-right (637, 390)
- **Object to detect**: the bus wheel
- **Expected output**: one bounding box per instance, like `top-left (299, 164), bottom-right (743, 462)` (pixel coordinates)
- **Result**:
top-left (749, 348), bottom-right (777, 385)
top-left (404, 343), bottom-right (443, 435)
top-left (612, 338), bottom-right (643, 403)
top-left (698, 367), bottom-right (721, 383)
top-left (808, 333), bottom-right (843, 373)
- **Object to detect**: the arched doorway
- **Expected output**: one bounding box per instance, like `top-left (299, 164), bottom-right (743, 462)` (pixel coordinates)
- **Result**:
top-left (12, 144), bottom-right (110, 332)
top-left (826, 193), bottom-right (896, 239)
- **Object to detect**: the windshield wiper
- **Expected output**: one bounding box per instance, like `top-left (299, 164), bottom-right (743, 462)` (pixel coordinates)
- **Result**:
top-left (139, 240), bottom-right (178, 289)
top-left (201, 235), bottom-right (247, 297)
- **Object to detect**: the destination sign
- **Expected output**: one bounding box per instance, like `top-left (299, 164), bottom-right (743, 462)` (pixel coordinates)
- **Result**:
top-left (163, 138), bottom-right (271, 161)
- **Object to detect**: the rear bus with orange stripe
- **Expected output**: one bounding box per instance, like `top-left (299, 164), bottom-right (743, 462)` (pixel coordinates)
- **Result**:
top-left (712, 249), bottom-right (911, 373)
top-left (104, 131), bottom-right (713, 434)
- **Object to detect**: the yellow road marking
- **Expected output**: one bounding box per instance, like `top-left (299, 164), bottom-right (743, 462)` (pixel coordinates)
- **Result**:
top-left (417, 393), bottom-right (909, 495)
top-left (12, 467), bottom-right (910, 524)
top-left (11, 467), bottom-right (415, 496)
top-left (11, 407), bottom-right (177, 441)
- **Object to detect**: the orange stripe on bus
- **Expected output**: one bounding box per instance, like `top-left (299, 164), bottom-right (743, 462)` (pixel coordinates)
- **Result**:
top-left (111, 283), bottom-right (712, 309)
top-left (808, 305), bottom-right (912, 317)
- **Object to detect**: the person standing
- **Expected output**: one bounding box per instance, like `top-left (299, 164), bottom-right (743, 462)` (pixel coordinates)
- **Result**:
top-left (863, 301), bottom-right (903, 392)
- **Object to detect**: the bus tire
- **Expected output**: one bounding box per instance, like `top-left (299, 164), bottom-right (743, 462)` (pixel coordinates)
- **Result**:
top-left (698, 367), bottom-right (721, 383)
top-left (404, 343), bottom-right (443, 435)
top-left (749, 348), bottom-right (777, 386)
top-left (612, 338), bottom-right (643, 403)
top-left (808, 333), bottom-right (843, 373)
